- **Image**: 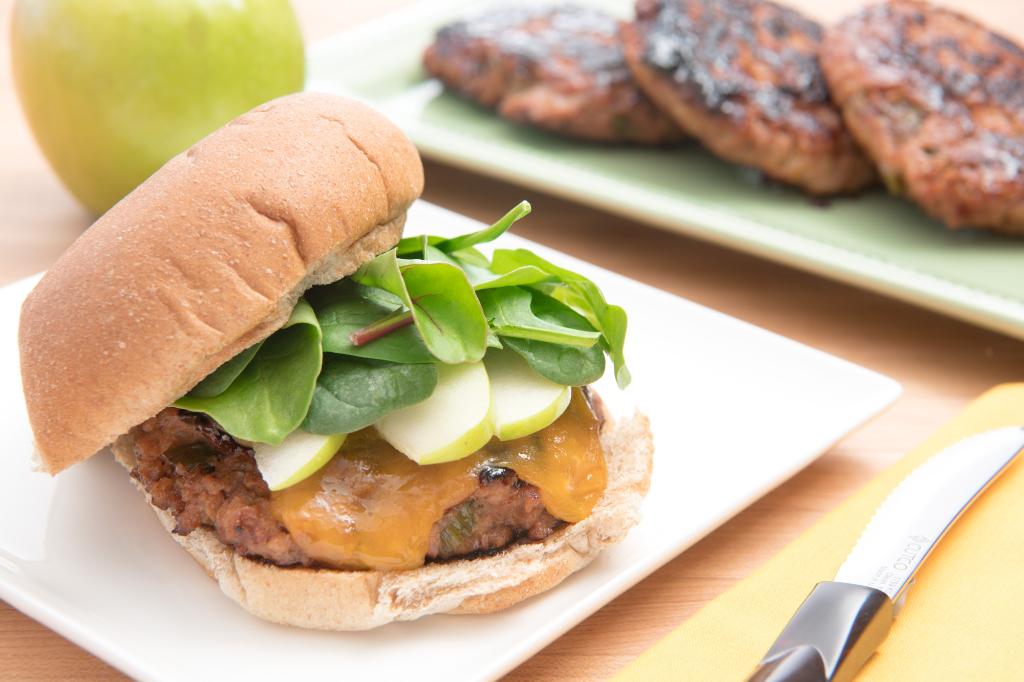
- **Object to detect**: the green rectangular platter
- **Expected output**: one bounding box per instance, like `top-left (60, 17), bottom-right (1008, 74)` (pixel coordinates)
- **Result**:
top-left (307, 0), bottom-right (1024, 340)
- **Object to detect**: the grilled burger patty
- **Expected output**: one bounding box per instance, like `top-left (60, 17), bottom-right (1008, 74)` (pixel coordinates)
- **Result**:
top-left (429, 466), bottom-right (561, 561)
top-left (130, 409), bottom-right (564, 568)
top-left (131, 409), bottom-right (307, 566)
top-left (621, 0), bottom-right (875, 195)
top-left (423, 3), bottom-right (683, 144)
top-left (820, 0), bottom-right (1024, 233)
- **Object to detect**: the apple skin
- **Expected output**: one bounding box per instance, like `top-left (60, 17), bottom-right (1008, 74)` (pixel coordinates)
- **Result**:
top-left (11, 0), bottom-right (305, 214)
top-left (377, 362), bottom-right (495, 465)
top-left (486, 349), bottom-right (571, 441)
top-left (255, 431), bottom-right (346, 492)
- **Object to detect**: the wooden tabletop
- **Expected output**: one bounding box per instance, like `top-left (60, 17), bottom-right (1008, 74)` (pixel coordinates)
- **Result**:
top-left (2, 1), bottom-right (1023, 679)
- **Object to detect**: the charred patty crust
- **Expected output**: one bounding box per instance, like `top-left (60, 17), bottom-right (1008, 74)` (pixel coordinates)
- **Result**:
top-left (621, 0), bottom-right (876, 195)
top-left (423, 3), bottom-right (684, 144)
top-left (821, 0), bottom-right (1024, 232)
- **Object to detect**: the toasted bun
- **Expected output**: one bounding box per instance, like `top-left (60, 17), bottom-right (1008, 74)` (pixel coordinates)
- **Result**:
top-left (20, 93), bottom-right (424, 474)
top-left (112, 408), bottom-right (653, 630)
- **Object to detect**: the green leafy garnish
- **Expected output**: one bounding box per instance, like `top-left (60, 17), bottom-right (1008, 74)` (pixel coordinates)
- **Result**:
top-left (434, 201), bottom-right (532, 253)
top-left (303, 356), bottom-right (438, 435)
top-left (396, 201), bottom-right (531, 258)
top-left (478, 287), bottom-right (600, 347)
top-left (176, 299), bottom-right (322, 444)
top-left (315, 281), bottom-right (433, 364)
top-left (500, 292), bottom-right (606, 386)
top-left (471, 263), bottom-right (553, 291)
top-left (187, 343), bottom-right (261, 398)
top-left (491, 249), bottom-right (631, 388)
top-left (352, 249), bottom-right (488, 364)
top-left (177, 202), bottom-right (631, 445)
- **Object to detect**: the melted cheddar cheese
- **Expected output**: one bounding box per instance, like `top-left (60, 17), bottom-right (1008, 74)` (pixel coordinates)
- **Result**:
top-left (270, 389), bottom-right (606, 570)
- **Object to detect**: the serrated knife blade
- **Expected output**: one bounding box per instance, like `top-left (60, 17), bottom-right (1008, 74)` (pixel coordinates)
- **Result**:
top-left (745, 426), bottom-right (1024, 682)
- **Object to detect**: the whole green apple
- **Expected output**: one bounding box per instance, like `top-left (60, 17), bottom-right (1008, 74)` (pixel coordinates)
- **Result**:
top-left (11, 0), bottom-right (305, 214)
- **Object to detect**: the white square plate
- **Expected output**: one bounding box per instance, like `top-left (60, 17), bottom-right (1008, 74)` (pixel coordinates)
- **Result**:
top-left (0, 201), bottom-right (899, 681)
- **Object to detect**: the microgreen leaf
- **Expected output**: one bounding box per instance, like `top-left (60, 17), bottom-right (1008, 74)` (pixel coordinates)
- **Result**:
top-left (449, 246), bottom-right (491, 268)
top-left (401, 262), bottom-right (489, 363)
top-left (314, 281), bottom-right (433, 364)
top-left (353, 247), bottom-right (407, 297)
top-left (596, 303), bottom-right (630, 389)
top-left (396, 234), bottom-right (445, 258)
top-left (394, 201), bottom-right (531, 258)
top-left (433, 200), bottom-right (531, 253)
top-left (176, 299), bottom-right (322, 444)
top-left (491, 249), bottom-right (631, 388)
top-left (479, 287), bottom-right (600, 347)
top-left (472, 265), bottom-right (554, 290)
top-left (352, 249), bottom-right (488, 364)
top-left (500, 292), bottom-right (606, 385)
top-left (303, 356), bottom-right (438, 435)
top-left (187, 343), bottom-right (261, 398)
top-left (422, 241), bottom-right (462, 268)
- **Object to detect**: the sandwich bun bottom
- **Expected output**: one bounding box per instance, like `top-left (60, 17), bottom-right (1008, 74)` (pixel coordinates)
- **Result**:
top-left (113, 406), bottom-right (652, 630)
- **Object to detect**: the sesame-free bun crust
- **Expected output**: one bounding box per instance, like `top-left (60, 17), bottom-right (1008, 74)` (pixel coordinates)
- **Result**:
top-left (20, 93), bottom-right (424, 474)
top-left (112, 409), bottom-right (653, 630)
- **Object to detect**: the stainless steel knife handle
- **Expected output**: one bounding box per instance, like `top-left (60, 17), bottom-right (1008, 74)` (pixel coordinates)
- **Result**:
top-left (745, 582), bottom-right (893, 682)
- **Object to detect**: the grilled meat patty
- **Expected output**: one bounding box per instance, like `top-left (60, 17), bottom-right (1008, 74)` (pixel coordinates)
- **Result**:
top-left (130, 409), bottom-right (563, 568)
top-left (621, 0), bottom-right (875, 195)
top-left (131, 409), bottom-right (307, 566)
top-left (429, 466), bottom-right (562, 561)
top-left (423, 3), bottom-right (684, 144)
top-left (820, 0), bottom-right (1024, 233)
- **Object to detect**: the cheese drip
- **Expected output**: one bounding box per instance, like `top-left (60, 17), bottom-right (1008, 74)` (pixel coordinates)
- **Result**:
top-left (270, 389), bottom-right (606, 570)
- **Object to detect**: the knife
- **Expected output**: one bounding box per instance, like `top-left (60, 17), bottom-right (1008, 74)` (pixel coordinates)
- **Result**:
top-left (746, 426), bottom-right (1024, 682)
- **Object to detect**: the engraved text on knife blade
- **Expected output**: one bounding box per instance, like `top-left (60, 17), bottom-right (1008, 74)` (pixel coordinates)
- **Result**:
top-left (834, 427), bottom-right (1024, 600)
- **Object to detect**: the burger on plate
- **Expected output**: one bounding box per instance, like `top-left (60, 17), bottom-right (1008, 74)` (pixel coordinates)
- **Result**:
top-left (18, 93), bottom-right (653, 630)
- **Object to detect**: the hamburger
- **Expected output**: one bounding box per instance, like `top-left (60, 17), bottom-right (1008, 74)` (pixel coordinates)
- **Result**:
top-left (18, 93), bottom-right (652, 630)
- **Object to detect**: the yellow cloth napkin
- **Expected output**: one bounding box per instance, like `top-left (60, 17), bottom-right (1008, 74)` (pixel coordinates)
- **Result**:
top-left (616, 384), bottom-right (1024, 681)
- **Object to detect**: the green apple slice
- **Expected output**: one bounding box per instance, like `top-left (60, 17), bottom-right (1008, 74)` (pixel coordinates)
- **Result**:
top-left (254, 430), bottom-right (347, 491)
top-left (485, 349), bottom-right (571, 441)
top-left (376, 361), bottom-right (493, 464)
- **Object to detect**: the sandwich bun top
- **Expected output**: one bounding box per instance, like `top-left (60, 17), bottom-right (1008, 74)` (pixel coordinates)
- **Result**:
top-left (19, 93), bottom-right (424, 474)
